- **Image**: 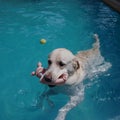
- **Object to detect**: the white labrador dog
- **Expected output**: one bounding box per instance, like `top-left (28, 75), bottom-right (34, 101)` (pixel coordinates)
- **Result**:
top-left (36, 34), bottom-right (100, 87)
top-left (32, 34), bottom-right (109, 120)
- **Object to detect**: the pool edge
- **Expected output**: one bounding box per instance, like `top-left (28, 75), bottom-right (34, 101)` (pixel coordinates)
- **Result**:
top-left (103, 0), bottom-right (120, 13)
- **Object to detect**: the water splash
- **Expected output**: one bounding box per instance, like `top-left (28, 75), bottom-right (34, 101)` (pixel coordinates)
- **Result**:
top-left (109, 115), bottom-right (120, 120)
top-left (85, 52), bottom-right (112, 80)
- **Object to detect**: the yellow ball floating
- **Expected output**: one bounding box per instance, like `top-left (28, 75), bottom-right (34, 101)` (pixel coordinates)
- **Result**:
top-left (40, 39), bottom-right (46, 44)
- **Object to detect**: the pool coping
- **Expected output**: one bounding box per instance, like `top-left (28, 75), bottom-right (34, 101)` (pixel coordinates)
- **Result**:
top-left (103, 0), bottom-right (120, 13)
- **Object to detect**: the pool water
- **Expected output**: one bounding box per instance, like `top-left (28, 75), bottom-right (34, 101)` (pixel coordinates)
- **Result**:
top-left (0, 0), bottom-right (120, 120)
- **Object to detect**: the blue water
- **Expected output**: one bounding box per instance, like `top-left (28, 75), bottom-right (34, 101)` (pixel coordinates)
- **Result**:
top-left (0, 0), bottom-right (120, 120)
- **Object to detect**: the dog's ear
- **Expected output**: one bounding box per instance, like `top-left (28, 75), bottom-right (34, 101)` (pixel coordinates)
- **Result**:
top-left (72, 58), bottom-right (80, 70)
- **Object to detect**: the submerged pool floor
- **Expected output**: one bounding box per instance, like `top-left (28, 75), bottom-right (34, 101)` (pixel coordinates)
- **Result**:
top-left (0, 0), bottom-right (120, 120)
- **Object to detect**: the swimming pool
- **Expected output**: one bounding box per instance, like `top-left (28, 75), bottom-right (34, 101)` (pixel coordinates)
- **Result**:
top-left (0, 0), bottom-right (120, 120)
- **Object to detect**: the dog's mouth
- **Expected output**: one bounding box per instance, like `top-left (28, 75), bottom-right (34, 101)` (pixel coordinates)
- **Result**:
top-left (42, 73), bottom-right (68, 85)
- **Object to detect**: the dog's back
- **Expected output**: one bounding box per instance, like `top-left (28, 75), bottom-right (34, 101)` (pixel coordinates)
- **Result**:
top-left (76, 34), bottom-right (100, 63)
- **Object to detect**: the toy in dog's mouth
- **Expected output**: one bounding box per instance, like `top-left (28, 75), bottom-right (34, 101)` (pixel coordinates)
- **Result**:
top-left (42, 73), bottom-right (68, 86)
top-left (58, 73), bottom-right (68, 81)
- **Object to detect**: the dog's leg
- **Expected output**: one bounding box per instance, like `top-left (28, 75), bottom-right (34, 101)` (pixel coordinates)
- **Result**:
top-left (45, 89), bottom-right (59, 107)
top-left (37, 88), bottom-right (59, 109)
top-left (55, 87), bottom-right (84, 120)
top-left (35, 87), bottom-right (49, 109)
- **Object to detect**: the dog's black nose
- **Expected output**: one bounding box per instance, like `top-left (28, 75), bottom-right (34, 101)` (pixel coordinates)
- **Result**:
top-left (44, 76), bottom-right (52, 82)
top-left (44, 76), bottom-right (56, 87)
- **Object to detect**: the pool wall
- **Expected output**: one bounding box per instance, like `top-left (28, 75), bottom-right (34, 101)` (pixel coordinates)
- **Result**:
top-left (103, 0), bottom-right (120, 13)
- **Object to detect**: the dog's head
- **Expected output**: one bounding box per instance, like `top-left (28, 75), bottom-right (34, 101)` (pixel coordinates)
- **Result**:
top-left (42, 48), bottom-right (82, 85)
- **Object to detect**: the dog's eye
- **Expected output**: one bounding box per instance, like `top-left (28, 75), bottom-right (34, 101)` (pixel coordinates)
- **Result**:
top-left (48, 60), bottom-right (52, 65)
top-left (59, 61), bottom-right (66, 67)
